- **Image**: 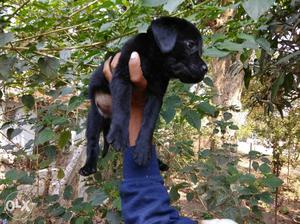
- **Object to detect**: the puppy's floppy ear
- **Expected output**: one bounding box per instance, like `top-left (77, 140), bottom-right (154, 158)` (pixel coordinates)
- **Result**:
top-left (148, 18), bottom-right (177, 53)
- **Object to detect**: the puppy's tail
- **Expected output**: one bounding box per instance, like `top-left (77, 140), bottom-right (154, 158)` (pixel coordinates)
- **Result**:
top-left (102, 120), bottom-right (110, 158)
top-left (102, 136), bottom-right (109, 158)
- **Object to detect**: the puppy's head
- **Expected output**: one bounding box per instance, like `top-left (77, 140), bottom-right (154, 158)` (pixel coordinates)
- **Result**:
top-left (148, 17), bottom-right (207, 83)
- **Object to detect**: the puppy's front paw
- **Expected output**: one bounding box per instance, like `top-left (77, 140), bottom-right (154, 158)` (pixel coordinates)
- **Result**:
top-left (79, 165), bottom-right (96, 176)
top-left (132, 143), bottom-right (152, 166)
top-left (158, 159), bottom-right (169, 172)
top-left (107, 123), bottom-right (128, 151)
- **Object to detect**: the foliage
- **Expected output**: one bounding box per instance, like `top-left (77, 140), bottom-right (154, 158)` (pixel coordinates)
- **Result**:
top-left (0, 0), bottom-right (298, 223)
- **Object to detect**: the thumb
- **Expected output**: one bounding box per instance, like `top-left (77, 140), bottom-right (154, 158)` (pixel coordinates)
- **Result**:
top-left (129, 51), bottom-right (147, 90)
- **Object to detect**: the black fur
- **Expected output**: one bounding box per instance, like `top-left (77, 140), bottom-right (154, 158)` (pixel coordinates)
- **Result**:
top-left (79, 17), bottom-right (207, 176)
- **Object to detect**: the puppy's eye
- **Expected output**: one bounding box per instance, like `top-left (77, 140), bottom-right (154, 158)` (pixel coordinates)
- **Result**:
top-left (185, 40), bottom-right (195, 49)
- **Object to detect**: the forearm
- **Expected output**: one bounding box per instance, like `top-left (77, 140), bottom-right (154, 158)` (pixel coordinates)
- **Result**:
top-left (129, 105), bottom-right (144, 146)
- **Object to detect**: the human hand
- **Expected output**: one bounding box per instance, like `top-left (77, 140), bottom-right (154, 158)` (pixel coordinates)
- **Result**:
top-left (103, 51), bottom-right (147, 146)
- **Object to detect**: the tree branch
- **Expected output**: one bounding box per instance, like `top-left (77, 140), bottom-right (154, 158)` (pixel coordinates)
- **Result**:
top-left (2, 30), bottom-right (136, 52)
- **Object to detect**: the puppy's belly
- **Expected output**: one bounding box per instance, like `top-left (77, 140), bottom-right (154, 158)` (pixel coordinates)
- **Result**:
top-left (95, 92), bottom-right (112, 118)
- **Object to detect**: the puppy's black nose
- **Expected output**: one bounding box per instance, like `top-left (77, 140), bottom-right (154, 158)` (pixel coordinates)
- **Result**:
top-left (201, 64), bottom-right (208, 73)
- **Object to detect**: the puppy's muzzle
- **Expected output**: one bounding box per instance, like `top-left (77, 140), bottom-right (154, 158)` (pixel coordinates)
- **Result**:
top-left (174, 63), bottom-right (207, 83)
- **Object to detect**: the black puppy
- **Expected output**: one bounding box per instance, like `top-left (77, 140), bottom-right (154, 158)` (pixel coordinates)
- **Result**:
top-left (79, 17), bottom-right (207, 176)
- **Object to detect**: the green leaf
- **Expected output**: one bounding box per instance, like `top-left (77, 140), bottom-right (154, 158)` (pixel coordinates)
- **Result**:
top-left (0, 32), bottom-right (14, 46)
top-left (242, 40), bottom-right (259, 49)
top-left (52, 117), bottom-right (68, 125)
top-left (38, 57), bottom-right (60, 78)
top-left (244, 67), bottom-right (251, 89)
top-left (203, 47), bottom-right (229, 57)
top-left (161, 95), bottom-right (181, 123)
top-left (74, 217), bottom-right (87, 224)
top-left (34, 216), bottom-right (45, 224)
top-left (0, 55), bottom-right (16, 79)
top-left (45, 194), bottom-right (59, 203)
top-left (161, 108), bottom-right (175, 123)
top-left (262, 175), bottom-right (283, 188)
top-left (259, 163), bottom-right (271, 174)
top-left (0, 186), bottom-right (17, 200)
top-left (106, 211), bottom-right (122, 224)
top-left (5, 169), bottom-right (27, 180)
top-left (62, 211), bottom-right (73, 221)
top-left (50, 205), bottom-right (66, 217)
top-left (100, 22), bottom-right (113, 32)
top-left (36, 128), bottom-right (55, 145)
top-left (19, 173), bottom-right (35, 184)
top-left (142, 0), bottom-right (167, 7)
top-left (45, 145), bottom-right (56, 161)
top-left (198, 101), bottom-right (216, 116)
top-left (238, 33), bottom-right (256, 42)
top-left (22, 94), bottom-right (35, 109)
top-left (186, 192), bottom-right (194, 202)
top-left (229, 124), bottom-right (239, 130)
top-left (203, 77), bottom-right (214, 87)
top-left (190, 173), bottom-right (197, 184)
top-left (256, 37), bottom-right (272, 54)
top-left (63, 185), bottom-right (73, 200)
top-left (242, 0), bottom-right (275, 20)
top-left (169, 183), bottom-right (188, 202)
top-left (252, 161), bottom-right (259, 171)
top-left (223, 112), bottom-right (232, 121)
top-left (163, 0), bottom-right (184, 13)
top-left (57, 130), bottom-right (71, 149)
top-left (68, 96), bottom-right (84, 111)
top-left (165, 95), bottom-right (181, 107)
top-left (276, 51), bottom-right (300, 64)
top-left (57, 168), bottom-right (65, 180)
top-left (59, 50), bottom-right (72, 61)
top-left (90, 190), bottom-right (108, 206)
top-left (258, 192), bottom-right (273, 204)
top-left (216, 40), bottom-right (244, 51)
top-left (183, 109), bottom-right (201, 129)
top-left (239, 174), bottom-right (256, 184)
top-left (7, 128), bottom-right (22, 140)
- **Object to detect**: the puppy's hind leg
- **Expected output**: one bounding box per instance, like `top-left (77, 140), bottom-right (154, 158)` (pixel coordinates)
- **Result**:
top-left (79, 102), bottom-right (104, 176)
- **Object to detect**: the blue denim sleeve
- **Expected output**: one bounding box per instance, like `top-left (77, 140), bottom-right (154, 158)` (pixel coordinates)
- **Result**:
top-left (120, 146), bottom-right (197, 224)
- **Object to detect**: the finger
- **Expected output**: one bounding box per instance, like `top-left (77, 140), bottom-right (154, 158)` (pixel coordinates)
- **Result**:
top-left (103, 56), bottom-right (113, 82)
top-left (111, 52), bottom-right (121, 73)
top-left (129, 51), bottom-right (147, 90)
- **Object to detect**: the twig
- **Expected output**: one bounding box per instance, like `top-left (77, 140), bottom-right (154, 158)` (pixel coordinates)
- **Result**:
top-left (0, 131), bottom-right (23, 151)
top-left (68, 0), bottom-right (98, 18)
top-left (0, 105), bottom-right (24, 117)
top-left (12, 24), bottom-right (83, 43)
top-left (9, 42), bottom-right (38, 69)
top-left (6, 0), bottom-right (31, 20)
top-left (172, 0), bottom-right (212, 17)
